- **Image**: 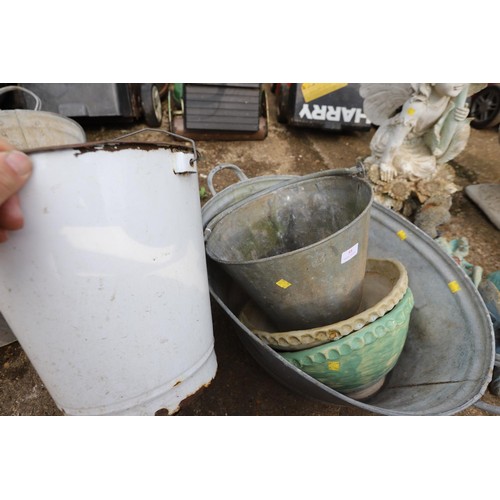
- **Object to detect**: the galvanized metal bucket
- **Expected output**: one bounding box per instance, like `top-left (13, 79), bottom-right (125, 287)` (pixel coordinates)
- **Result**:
top-left (202, 163), bottom-right (297, 226)
top-left (0, 131), bottom-right (217, 415)
top-left (205, 171), bottom-right (373, 330)
top-left (202, 171), bottom-right (495, 415)
top-left (0, 85), bottom-right (86, 149)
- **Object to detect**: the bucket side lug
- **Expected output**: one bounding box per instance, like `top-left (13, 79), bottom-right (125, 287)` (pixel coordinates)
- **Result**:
top-left (173, 151), bottom-right (197, 174)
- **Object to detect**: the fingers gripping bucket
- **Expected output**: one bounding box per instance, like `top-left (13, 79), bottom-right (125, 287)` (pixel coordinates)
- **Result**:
top-left (0, 133), bottom-right (217, 415)
top-left (205, 174), bottom-right (374, 330)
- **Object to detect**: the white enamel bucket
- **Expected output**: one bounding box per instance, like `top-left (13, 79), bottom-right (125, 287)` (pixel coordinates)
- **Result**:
top-left (0, 132), bottom-right (217, 415)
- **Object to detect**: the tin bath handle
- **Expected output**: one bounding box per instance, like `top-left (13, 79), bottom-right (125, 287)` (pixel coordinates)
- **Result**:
top-left (204, 160), bottom-right (367, 241)
top-left (207, 164), bottom-right (249, 196)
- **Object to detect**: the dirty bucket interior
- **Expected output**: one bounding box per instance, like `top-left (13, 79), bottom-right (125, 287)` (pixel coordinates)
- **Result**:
top-left (206, 176), bottom-right (372, 263)
top-left (205, 175), bottom-right (374, 331)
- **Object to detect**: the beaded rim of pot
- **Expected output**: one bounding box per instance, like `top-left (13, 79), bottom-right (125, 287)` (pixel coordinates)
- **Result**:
top-left (282, 288), bottom-right (413, 366)
top-left (279, 288), bottom-right (414, 394)
top-left (239, 258), bottom-right (408, 351)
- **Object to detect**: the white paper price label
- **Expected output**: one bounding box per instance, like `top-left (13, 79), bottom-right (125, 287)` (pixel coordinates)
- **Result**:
top-left (341, 243), bottom-right (359, 264)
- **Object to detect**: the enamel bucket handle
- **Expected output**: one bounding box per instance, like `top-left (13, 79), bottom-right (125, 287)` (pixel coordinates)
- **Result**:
top-left (111, 128), bottom-right (198, 165)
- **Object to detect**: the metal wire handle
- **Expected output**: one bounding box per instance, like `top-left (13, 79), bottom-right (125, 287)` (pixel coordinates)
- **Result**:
top-left (0, 85), bottom-right (42, 111)
top-left (204, 160), bottom-right (367, 241)
top-left (111, 128), bottom-right (198, 165)
top-left (206, 163), bottom-right (249, 196)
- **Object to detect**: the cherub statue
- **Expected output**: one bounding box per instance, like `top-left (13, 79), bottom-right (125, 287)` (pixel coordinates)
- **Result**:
top-left (360, 84), bottom-right (483, 182)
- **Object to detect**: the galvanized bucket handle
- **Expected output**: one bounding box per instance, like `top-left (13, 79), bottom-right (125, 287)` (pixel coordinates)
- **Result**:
top-left (111, 128), bottom-right (198, 165)
top-left (204, 161), bottom-right (367, 241)
top-left (0, 85), bottom-right (42, 111)
top-left (207, 164), bottom-right (249, 196)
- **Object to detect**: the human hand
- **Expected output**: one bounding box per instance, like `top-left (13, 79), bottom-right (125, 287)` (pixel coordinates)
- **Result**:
top-left (0, 138), bottom-right (33, 242)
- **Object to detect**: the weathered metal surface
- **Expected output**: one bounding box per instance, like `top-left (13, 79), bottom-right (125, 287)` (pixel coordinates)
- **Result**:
top-left (204, 179), bottom-right (495, 415)
top-left (205, 174), bottom-right (373, 330)
top-left (202, 164), bottom-right (297, 225)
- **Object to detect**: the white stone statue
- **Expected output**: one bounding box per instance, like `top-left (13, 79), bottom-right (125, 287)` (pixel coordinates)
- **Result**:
top-left (360, 83), bottom-right (482, 182)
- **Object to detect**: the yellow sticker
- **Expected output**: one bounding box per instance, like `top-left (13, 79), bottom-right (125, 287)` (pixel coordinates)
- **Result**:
top-left (448, 281), bottom-right (461, 293)
top-left (328, 361), bottom-right (340, 371)
top-left (407, 107), bottom-right (416, 116)
top-left (276, 279), bottom-right (292, 289)
top-left (301, 83), bottom-right (348, 103)
top-left (397, 230), bottom-right (407, 240)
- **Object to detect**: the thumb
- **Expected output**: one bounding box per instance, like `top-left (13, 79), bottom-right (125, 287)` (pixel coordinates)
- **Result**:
top-left (0, 151), bottom-right (33, 205)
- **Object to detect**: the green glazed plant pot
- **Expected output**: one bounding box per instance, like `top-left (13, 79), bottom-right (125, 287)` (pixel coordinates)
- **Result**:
top-left (240, 258), bottom-right (409, 351)
top-left (280, 288), bottom-right (414, 397)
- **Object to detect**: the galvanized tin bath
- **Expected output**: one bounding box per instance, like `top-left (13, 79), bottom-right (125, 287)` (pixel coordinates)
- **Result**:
top-left (202, 172), bottom-right (495, 415)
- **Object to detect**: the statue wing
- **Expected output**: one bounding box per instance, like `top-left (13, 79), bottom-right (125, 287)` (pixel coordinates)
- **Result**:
top-left (360, 83), bottom-right (415, 125)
